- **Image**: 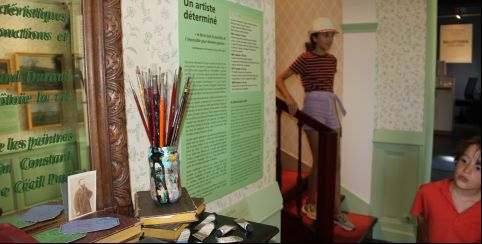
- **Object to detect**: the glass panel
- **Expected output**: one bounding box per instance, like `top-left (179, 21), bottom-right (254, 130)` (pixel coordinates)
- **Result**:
top-left (0, 0), bottom-right (90, 214)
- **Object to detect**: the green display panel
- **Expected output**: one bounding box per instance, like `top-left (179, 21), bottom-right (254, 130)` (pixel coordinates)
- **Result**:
top-left (179, 0), bottom-right (264, 202)
top-left (0, 0), bottom-right (90, 214)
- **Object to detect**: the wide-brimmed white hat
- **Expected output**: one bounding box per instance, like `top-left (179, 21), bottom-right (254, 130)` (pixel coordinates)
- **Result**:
top-left (308, 17), bottom-right (339, 34)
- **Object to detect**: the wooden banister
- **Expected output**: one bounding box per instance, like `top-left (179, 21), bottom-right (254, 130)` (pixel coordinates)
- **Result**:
top-left (276, 97), bottom-right (337, 242)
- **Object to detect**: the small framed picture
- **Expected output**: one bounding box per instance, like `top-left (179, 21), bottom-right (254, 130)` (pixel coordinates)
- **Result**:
top-left (14, 53), bottom-right (65, 93)
top-left (25, 92), bottom-right (63, 130)
top-left (67, 171), bottom-right (97, 221)
top-left (0, 59), bottom-right (12, 88)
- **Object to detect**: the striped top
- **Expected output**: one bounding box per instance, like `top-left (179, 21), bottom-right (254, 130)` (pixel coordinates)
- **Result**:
top-left (289, 52), bottom-right (337, 92)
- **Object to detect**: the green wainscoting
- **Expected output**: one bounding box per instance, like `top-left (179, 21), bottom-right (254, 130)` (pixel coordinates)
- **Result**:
top-left (341, 23), bottom-right (379, 33)
top-left (371, 132), bottom-right (424, 243)
top-left (373, 130), bottom-right (425, 146)
top-left (0, 142), bottom-right (83, 215)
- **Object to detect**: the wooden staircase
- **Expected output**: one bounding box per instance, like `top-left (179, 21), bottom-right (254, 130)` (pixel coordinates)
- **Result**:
top-left (280, 168), bottom-right (377, 243)
top-left (276, 98), bottom-right (377, 243)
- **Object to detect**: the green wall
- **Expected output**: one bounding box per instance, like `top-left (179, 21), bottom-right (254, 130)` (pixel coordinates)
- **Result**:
top-left (371, 130), bottom-right (425, 242)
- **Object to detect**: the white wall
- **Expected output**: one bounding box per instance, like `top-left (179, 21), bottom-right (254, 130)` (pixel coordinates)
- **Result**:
top-left (121, 0), bottom-right (277, 213)
top-left (341, 33), bottom-right (376, 204)
top-left (340, 0), bottom-right (377, 204)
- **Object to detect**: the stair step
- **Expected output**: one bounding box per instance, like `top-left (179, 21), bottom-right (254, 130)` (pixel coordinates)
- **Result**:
top-left (283, 195), bottom-right (377, 243)
top-left (281, 170), bottom-right (310, 201)
top-left (334, 213), bottom-right (377, 243)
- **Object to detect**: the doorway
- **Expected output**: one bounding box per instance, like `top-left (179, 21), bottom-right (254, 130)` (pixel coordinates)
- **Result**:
top-left (432, 0), bottom-right (481, 182)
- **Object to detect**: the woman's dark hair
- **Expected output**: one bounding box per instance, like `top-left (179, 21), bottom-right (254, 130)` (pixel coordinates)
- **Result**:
top-left (305, 33), bottom-right (319, 51)
top-left (454, 136), bottom-right (481, 162)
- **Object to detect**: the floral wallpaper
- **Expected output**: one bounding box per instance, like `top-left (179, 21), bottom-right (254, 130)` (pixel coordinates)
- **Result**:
top-left (375, 0), bottom-right (426, 132)
top-left (121, 0), bottom-right (276, 212)
top-left (121, 0), bottom-right (179, 208)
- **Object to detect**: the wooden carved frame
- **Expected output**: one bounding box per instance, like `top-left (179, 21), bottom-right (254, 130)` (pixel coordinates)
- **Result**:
top-left (83, 0), bottom-right (132, 215)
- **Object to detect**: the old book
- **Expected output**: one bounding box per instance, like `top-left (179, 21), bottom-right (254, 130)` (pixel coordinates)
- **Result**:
top-left (193, 198), bottom-right (205, 215)
top-left (0, 223), bottom-right (39, 243)
top-left (72, 210), bottom-right (141, 243)
top-left (135, 188), bottom-right (198, 226)
top-left (143, 222), bottom-right (190, 241)
top-left (142, 197), bottom-right (205, 240)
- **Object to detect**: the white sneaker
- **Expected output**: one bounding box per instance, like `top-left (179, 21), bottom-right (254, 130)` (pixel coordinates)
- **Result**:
top-left (334, 213), bottom-right (356, 231)
top-left (301, 203), bottom-right (317, 220)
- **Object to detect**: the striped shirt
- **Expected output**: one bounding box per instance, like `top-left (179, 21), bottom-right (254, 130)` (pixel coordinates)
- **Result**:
top-left (289, 52), bottom-right (337, 92)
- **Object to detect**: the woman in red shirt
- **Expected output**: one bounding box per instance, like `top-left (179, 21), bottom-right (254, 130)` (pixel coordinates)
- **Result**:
top-left (411, 136), bottom-right (481, 243)
top-left (276, 17), bottom-right (354, 231)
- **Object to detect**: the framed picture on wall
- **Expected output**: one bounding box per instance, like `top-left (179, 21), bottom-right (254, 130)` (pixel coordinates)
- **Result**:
top-left (15, 53), bottom-right (65, 93)
top-left (0, 59), bottom-right (12, 89)
top-left (440, 24), bottom-right (473, 63)
top-left (26, 92), bottom-right (63, 130)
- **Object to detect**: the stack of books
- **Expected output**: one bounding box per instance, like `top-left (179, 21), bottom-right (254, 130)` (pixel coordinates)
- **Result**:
top-left (135, 188), bottom-right (205, 241)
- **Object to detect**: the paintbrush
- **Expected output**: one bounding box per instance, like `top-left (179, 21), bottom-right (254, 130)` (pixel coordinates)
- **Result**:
top-left (128, 79), bottom-right (151, 143)
top-left (171, 77), bottom-right (192, 147)
top-left (136, 66), bottom-right (147, 117)
top-left (167, 73), bottom-right (178, 139)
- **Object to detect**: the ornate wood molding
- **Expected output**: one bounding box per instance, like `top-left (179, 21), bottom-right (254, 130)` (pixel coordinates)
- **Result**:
top-left (83, 0), bottom-right (132, 216)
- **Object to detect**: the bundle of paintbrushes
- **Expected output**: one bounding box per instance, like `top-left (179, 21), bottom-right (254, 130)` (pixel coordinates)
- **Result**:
top-left (127, 66), bottom-right (192, 148)
top-left (128, 66), bottom-right (192, 204)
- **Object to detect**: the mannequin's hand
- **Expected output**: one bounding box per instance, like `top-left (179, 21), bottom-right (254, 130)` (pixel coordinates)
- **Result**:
top-left (286, 97), bottom-right (298, 115)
